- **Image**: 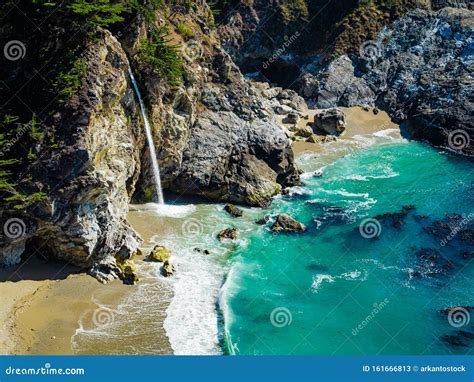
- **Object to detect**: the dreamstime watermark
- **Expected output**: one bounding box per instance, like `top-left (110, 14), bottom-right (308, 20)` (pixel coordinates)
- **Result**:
top-left (359, 40), bottom-right (382, 61)
top-left (262, 31), bottom-right (301, 70)
top-left (359, 218), bottom-right (382, 239)
top-left (447, 307), bottom-right (470, 328)
top-left (5, 363), bottom-right (84, 376)
top-left (440, 213), bottom-right (473, 247)
top-left (181, 40), bottom-right (203, 61)
top-left (447, 129), bottom-right (470, 151)
top-left (0, 120), bottom-right (34, 157)
top-left (270, 307), bottom-right (293, 328)
top-left (181, 218), bottom-right (204, 238)
top-left (92, 307), bottom-right (116, 328)
top-left (352, 298), bottom-right (390, 336)
top-left (3, 218), bottom-right (26, 239)
top-left (4, 40), bottom-right (26, 61)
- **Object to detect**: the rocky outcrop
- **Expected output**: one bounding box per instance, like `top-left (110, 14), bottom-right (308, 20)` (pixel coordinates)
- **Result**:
top-left (301, 8), bottom-right (474, 155)
top-left (432, 0), bottom-right (473, 10)
top-left (271, 214), bottom-right (306, 232)
top-left (122, 6), bottom-right (301, 208)
top-left (224, 204), bottom-right (243, 217)
top-left (218, 228), bottom-right (239, 241)
top-left (0, 2), bottom-right (301, 277)
top-left (0, 29), bottom-right (143, 282)
top-left (314, 108), bottom-right (347, 136)
top-left (147, 245), bottom-right (172, 263)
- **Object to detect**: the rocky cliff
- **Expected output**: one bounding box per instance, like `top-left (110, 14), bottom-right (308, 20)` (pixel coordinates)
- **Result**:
top-left (0, 0), bottom-right (301, 280)
top-left (302, 7), bottom-right (474, 156)
top-left (217, 1), bottom-right (473, 156)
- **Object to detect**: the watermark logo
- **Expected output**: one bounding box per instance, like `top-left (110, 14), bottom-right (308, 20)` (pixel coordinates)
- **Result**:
top-left (3, 218), bottom-right (26, 239)
top-left (359, 40), bottom-right (382, 61)
top-left (262, 31), bottom-right (301, 70)
top-left (447, 307), bottom-right (470, 328)
top-left (359, 218), bottom-right (382, 239)
top-left (352, 299), bottom-right (390, 336)
top-left (182, 40), bottom-right (203, 61)
top-left (92, 307), bottom-right (115, 328)
top-left (4, 40), bottom-right (26, 61)
top-left (447, 129), bottom-right (470, 151)
top-left (270, 307), bottom-right (293, 328)
top-left (440, 213), bottom-right (473, 247)
top-left (181, 218), bottom-right (204, 238)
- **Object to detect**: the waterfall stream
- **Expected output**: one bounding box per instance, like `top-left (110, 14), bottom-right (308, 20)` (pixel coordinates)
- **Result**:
top-left (128, 67), bottom-right (165, 205)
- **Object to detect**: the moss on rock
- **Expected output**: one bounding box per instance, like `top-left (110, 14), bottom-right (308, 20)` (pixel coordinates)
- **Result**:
top-left (147, 245), bottom-right (172, 263)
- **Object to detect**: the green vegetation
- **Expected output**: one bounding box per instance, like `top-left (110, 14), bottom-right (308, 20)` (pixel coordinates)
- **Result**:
top-left (279, 0), bottom-right (309, 22)
top-left (138, 26), bottom-right (184, 86)
top-left (51, 57), bottom-right (87, 104)
top-left (333, 0), bottom-right (419, 57)
top-left (68, 0), bottom-right (133, 28)
top-left (177, 23), bottom-right (194, 40)
top-left (0, 115), bottom-right (47, 209)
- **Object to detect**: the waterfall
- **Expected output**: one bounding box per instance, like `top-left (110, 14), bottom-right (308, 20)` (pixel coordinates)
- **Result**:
top-left (128, 67), bottom-right (165, 205)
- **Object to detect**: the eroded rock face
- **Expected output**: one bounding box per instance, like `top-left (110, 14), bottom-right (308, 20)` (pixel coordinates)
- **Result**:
top-left (303, 8), bottom-right (474, 155)
top-left (0, 3), bottom-right (302, 276)
top-left (0, 30), bottom-right (142, 281)
top-left (124, 9), bottom-right (301, 208)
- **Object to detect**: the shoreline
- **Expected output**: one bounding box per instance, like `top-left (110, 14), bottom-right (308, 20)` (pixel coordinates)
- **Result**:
top-left (0, 106), bottom-right (400, 356)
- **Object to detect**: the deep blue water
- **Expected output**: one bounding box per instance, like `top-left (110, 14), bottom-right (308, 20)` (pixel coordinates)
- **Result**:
top-left (222, 140), bottom-right (474, 355)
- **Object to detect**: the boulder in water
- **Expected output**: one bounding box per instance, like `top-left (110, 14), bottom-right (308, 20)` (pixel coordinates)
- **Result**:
top-left (224, 204), bottom-right (243, 217)
top-left (218, 228), bottom-right (239, 241)
top-left (255, 216), bottom-right (270, 225)
top-left (271, 214), bottom-right (306, 233)
top-left (162, 260), bottom-right (175, 277)
top-left (116, 259), bottom-right (139, 285)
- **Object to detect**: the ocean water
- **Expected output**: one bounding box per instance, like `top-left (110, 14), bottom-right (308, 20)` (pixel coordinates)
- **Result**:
top-left (221, 136), bottom-right (474, 355)
top-left (72, 129), bottom-right (473, 356)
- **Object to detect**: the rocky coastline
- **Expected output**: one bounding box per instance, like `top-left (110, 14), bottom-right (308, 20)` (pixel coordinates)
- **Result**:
top-left (0, 0), bottom-right (472, 285)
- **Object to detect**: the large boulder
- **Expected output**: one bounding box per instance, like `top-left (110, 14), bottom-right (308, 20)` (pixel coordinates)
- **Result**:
top-left (271, 214), bottom-right (306, 233)
top-left (314, 108), bottom-right (347, 136)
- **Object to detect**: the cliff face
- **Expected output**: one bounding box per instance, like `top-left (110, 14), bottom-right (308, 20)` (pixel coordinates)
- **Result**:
top-left (0, 28), bottom-right (143, 281)
top-left (122, 3), bottom-right (301, 206)
top-left (303, 7), bottom-right (474, 156)
top-left (217, 1), bottom-right (473, 156)
top-left (0, 1), bottom-right (301, 280)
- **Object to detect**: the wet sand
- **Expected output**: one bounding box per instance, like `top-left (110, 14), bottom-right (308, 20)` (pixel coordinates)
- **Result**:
top-left (0, 106), bottom-right (401, 355)
top-left (1, 234), bottom-right (173, 355)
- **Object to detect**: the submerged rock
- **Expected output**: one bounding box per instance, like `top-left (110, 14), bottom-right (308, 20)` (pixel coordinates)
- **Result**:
top-left (218, 228), bottom-right (239, 241)
top-left (255, 216), bottom-right (270, 225)
top-left (162, 260), bottom-right (175, 277)
top-left (194, 248), bottom-right (211, 255)
top-left (224, 204), bottom-right (244, 217)
top-left (271, 214), bottom-right (306, 233)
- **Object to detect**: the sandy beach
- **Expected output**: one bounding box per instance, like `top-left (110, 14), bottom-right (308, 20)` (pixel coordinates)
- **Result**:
top-left (0, 106), bottom-right (399, 356)
top-left (291, 106), bottom-right (400, 156)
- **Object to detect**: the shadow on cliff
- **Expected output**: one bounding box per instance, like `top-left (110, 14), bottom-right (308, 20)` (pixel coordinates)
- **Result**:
top-left (0, 254), bottom-right (83, 283)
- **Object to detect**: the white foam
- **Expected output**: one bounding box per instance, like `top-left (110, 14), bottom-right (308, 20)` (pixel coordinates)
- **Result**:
top-left (321, 189), bottom-right (370, 198)
top-left (311, 270), bottom-right (366, 292)
top-left (311, 274), bottom-right (335, 292)
top-left (163, 244), bottom-right (227, 355)
top-left (131, 203), bottom-right (196, 218)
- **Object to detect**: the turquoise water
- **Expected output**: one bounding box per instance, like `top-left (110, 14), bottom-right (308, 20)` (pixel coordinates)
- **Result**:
top-left (222, 140), bottom-right (474, 355)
